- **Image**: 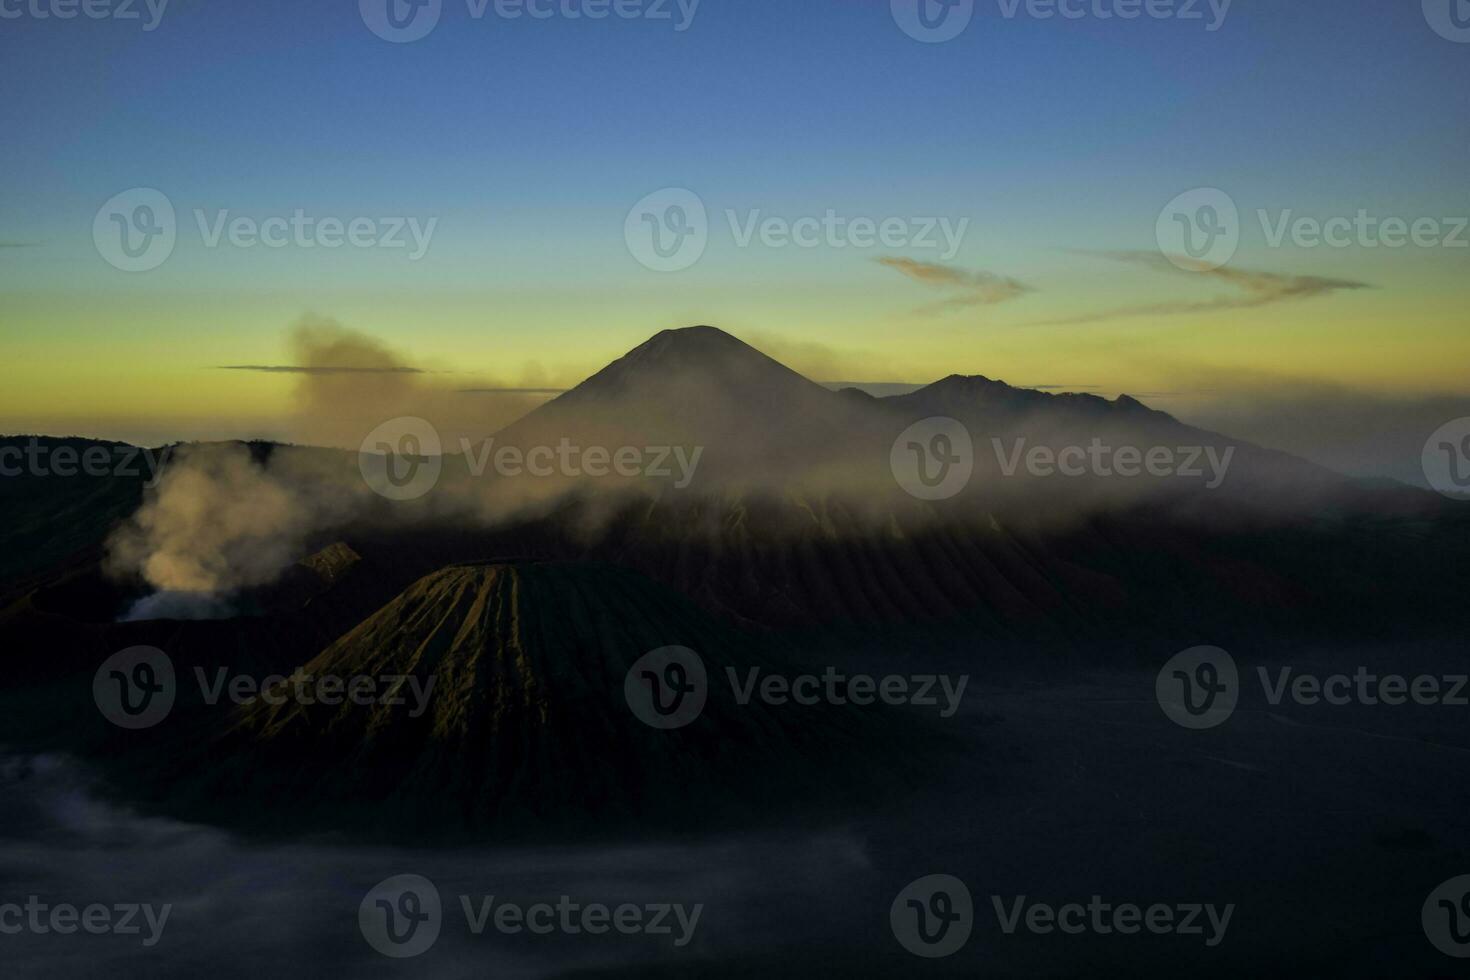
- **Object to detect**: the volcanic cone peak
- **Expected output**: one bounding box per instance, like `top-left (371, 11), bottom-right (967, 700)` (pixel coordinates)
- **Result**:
top-left (493, 327), bottom-right (860, 468)
top-left (568, 325), bottom-right (819, 398)
top-left (177, 561), bottom-right (921, 837)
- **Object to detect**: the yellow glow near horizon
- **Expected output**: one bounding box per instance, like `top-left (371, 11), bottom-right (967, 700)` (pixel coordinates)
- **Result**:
top-left (4, 265), bottom-right (1468, 446)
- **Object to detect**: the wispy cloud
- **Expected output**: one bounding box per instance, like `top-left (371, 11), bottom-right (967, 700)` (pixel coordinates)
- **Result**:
top-left (457, 387), bottom-right (566, 395)
top-left (877, 257), bottom-right (1032, 314)
top-left (1034, 250), bottom-right (1370, 326)
top-left (217, 365), bottom-right (425, 375)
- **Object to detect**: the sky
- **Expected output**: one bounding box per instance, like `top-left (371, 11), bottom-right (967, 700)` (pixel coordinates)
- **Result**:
top-left (1, 0), bottom-right (1467, 473)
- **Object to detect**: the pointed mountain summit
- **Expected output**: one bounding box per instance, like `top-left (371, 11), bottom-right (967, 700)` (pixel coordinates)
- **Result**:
top-left (527, 324), bottom-right (839, 415)
top-left (493, 326), bottom-right (866, 487)
top-left (564, 325), bottom-right (820, 399)
top-left (481, 324), bottom-right (1355, 506)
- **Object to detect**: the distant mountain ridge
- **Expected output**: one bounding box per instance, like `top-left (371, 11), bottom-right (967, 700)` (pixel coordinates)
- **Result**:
top-left (522, 326), bottom-right (1181, 439)
top-left (481, 326), bottom-right (1368, 514)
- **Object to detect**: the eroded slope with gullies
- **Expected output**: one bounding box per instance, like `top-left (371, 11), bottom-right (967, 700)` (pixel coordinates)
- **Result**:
top-left (154, 561), bottom-right (931, 839)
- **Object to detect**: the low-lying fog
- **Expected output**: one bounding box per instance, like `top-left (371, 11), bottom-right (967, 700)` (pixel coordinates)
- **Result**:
top-left (0, 753), bottom-right (875, 979)
top-left (5, 649), bottom-right (1470, 977)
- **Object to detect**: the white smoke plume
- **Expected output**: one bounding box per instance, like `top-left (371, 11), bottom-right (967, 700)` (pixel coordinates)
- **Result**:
top-left (106, 442), bottom-right (373, 597)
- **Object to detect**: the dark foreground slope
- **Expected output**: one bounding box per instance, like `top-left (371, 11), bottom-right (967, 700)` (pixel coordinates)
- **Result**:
top-left (113, 561), bottom-right (934, 841)
top-left (0, 436), bottom-right (154, 603)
